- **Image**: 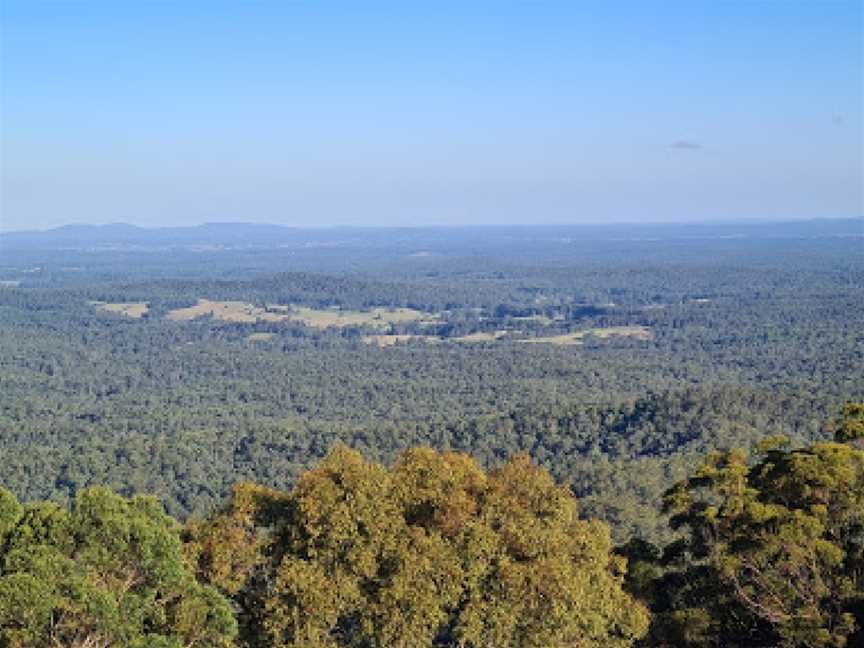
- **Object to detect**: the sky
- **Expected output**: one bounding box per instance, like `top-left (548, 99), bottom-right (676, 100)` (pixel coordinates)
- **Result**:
top-left (0, 1), bottom-right (861, 231)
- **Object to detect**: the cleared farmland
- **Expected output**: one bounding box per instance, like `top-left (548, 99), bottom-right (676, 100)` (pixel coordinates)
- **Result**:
top-left (247, 332), bottom-right (276, 342)
top-left (286, 306), bottom-right (430, 329)
top-left (161, 300), bottom-right (436, 329)
top-left (523, 326), bottom-right (652, 346)
top-left (451, 331), bottom-right (510, 343)
top-left (165, 300), bottom-right (284, 322)
top-left (362, 334), bottom-right (439, 347)
top-left (93, 301), bottom-right (150, 318)
top-left (90, 300), bottom-right (650, 347)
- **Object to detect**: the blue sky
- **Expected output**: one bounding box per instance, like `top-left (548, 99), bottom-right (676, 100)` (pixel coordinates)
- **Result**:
top-left (1, 1), bottom-right (861, 230)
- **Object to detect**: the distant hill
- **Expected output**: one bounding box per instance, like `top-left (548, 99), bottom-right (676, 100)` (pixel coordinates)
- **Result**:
top-left (0, 222), bottom-right (309, 249)
top-left (1, 218), bottom-right (860, 251)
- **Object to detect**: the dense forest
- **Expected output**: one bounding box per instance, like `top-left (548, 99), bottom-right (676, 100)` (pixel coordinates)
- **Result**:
top-left (1, 222), bottom-right (862, 645)
top-left (1, 404), bottom-right (862, 647)
top-left (2, 224), bottom-right (862, 541)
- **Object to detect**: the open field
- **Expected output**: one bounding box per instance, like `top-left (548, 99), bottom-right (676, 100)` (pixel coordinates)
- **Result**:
top-left (452, 331), bottom-right (510, 342)
top-left (162, 300), bottom-right (437, 328)
top-left (366, 330), bottom-right (513, 347)
top-left (93, 301), bottom-right (150, 318)
top-left (510, 315), bottom-right (561, 326)
top-left (92, 298), bottom-right (652, 347)
top-left (166, 300), bottom-right (284, 322)
top-left (365, 326), bottom-right (651, 348)
top-left (247, 332), bottom-right (276, 342)
top-left (523, 326), bottom-right (652, 346)
top-left (94, 299), bottom-right (649, 345)
top-left (362, 334), bottom-right (439, 347)
top-left (285, 306), bottom-right (431, 329)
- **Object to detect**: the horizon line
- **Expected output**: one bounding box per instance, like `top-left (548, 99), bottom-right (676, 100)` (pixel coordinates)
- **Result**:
top-left (2, 215), bottom-right (861, 236)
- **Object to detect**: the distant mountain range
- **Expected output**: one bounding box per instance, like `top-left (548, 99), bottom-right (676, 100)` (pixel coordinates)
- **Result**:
top-left (1, 219), bottom-right (860, 251)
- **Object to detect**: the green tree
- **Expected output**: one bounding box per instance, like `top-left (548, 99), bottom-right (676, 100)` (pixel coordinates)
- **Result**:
top-left (263, 446), bottom-right (464, 648)
top-left (192, 446), bottom-right (649, 647)
top-left (441, 452), bottom-right (650, 648)
top-left (0, 487), bottom-right (237, 648)
top-left (654, 405), bottom-right (864, 647)
top-left (832, 402), bottom-right (864, 447)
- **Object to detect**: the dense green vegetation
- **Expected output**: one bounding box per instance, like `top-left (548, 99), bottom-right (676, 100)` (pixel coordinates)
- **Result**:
top-left (1, 405), bottom-right (862, 647)
top-left (0, 486), bottom-right (236, 647)
top-left (625, 403), bottom-right (864, 648)
top-left (2, 226), bottom-right (863, 544)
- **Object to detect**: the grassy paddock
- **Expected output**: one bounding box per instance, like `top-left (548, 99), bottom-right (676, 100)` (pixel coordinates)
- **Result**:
top-left (523, 326), bottom-right (652, 346)
top-left (362, 334), bottom-right (439, 347)
top-left (93, 301), bottom-right (150, 318)
top-left (451, 331), bottom-right (510, 342)
top-left (286, 306), bottom-right (430, 329)
top-left (165, 300), bottom-right (284, 322)
top-left (247, 332), bottom-right (276, 342)
top-left (162, 300), bottom-right (436, 328)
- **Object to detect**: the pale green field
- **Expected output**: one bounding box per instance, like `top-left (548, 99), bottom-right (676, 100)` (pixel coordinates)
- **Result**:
top-left (166, 300), bottom-right (285, 322)
top-left (94, 299), bottom-right (650, 346)
top-left (163, 300), bottom-right (436, 328)
top-left (451, 330), bottom-right (510, 342)
top-left (93, 301), bottom-right (150, 318)
top-left (522, 326), bottom-right (652, 346)
top-left (362, 334), bottom-right (439, 347)
top-left (247, 332), bottom-right (276, 342)
top-left (510, 315), bottom-right (560, 326)
top-left (361, 326), bottom-right (652, 348)
top-left (286, 306), bottom-right (430, 329)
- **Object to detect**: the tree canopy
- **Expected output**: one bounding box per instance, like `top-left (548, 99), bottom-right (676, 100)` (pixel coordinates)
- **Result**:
top-left (626, 404), bottom-right (864, 647)
top-left (0, 487), bottom-right (236, 648)
top-left (2, 405), bottom-right (863, 647)
top-left (186, 447), bottom-right (650, 647)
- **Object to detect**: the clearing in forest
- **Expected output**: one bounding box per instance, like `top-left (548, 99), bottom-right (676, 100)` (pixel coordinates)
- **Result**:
top-left (362, 334), bottom-right (439, 347)
top-left (166, 300), bottom-right (284, 322)
top-left (286, 306), bottom-right (430, 329)
top-left (510, 315), bottom-right (560, 325)
top-left (523, 325), bottom-right (652, 345)
top-left (93, 301), bottom-right (150, 318)
top-left (164, 300), bottom-right (435, 328)
top-left (247, 332), bottom-right (276, 342)
top-left (451, 331), bottom-right (510, 342)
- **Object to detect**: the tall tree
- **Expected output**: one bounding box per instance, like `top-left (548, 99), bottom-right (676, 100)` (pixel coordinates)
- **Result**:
top-left (0, 487), bottom-right (237, 648)
top-left (189, 446), bottom-right (649, 647)
top-left (649, 404), bottom-right (864, 647)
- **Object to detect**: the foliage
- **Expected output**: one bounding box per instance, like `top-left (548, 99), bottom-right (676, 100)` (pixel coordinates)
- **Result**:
top-left (831, 403), bottom-right (864, 446)
top-left (628, 405), bottom-right (864, 647)
top-left (2, 406), bottom-right (863, 647)
top-left (0, 487), bottom-right (237, 648)
top-left (188, 447), bottom-right (649, 647)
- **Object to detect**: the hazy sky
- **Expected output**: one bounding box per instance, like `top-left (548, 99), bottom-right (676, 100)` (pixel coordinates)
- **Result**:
top-left (1, 1), bottom-right (861, 231)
